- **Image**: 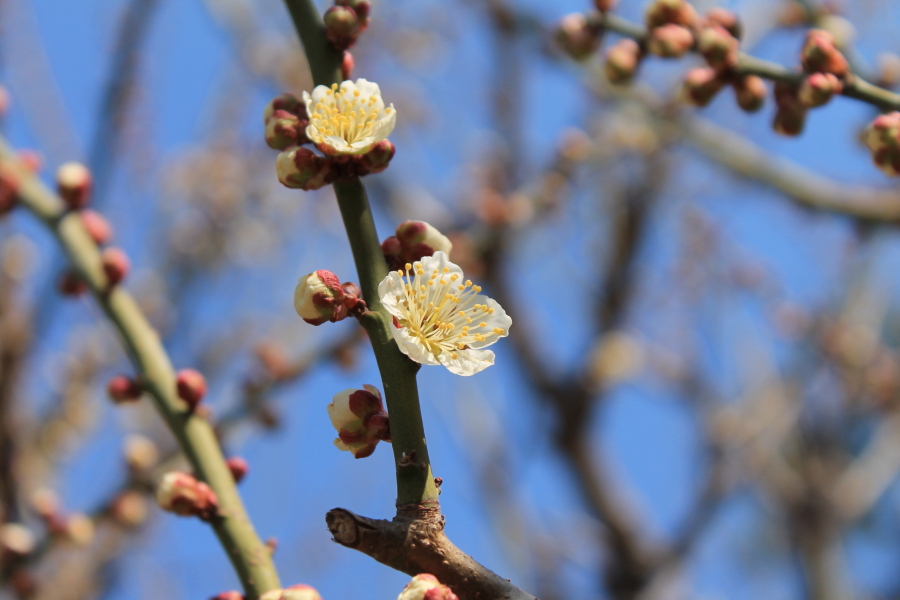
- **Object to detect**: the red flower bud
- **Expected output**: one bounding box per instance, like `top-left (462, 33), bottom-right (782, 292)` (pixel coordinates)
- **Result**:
top-left (773, 104), bottom-right (807, 137)
top-left (801, 29), bottom-right (848, 77)
top-left (704, 8), bottom-right (741, 39)
top-left (156, 472), bottom-right (219, 521)
top-left (294, 270), bottom-right (347, 325)
top-left (335, 0), bottom-right (370, 24)
top-left (645, 0), bottom-right (698, 29)
top-left (276, 146), bottom-right (336, 191)
top-left (211, 592), bottom-right (244, 600)
top-left (324, 6), bottom-right (363, 51)
top-left (733, 75), bottom-right (766, 112)
top-left (697, 25), bottom-right (739, 70)
top-left (107, 375), bottom-right (142, 403)
top-left (101, 247), bottom-right (130, 287)
top-left (555, 14), bottom-right (601, 61)
top-left (681, 68), bottom-right (726, 107)
top-left (56, 162), bottom-right (92, 209)
top-left (226, 456), bottom-right (249, 483)
top-left (648, 24), bottom-right (694, 58)
top-left (341, 51), bottom-right (355, 80)
top-left (176, 368), bottom-right (207, 409)
top-left (79, 210), bottom-right (112, 245)
top-left (798, 72), bottom-right (843, 107)
top-left (604, 39), bottom-right (642, 84)
top-left (359, 139), bottom-right (395, 175)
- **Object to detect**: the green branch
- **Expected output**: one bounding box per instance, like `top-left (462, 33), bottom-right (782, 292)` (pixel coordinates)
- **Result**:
top-left (0, 138), bottom-right (281, 599)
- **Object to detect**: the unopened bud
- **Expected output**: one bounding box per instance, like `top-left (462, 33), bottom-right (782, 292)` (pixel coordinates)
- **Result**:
top-left (176, 368), bottom-right (207, 409)
top-left (648, 24), bottom-right (694, 58)
top-left (645, 0), bottom-right (698, 29)
top-left (294, 270), bottom-right (347, 325)
top-left (697, 25), bottom-right (739, 70)
top-left (359, 139), bottom-right (395, 175)
top-left (397, 574), bottom-right (459, 600)
top-left (107, 375), bottom-right (142, 403)
top-left (56, 162), bottom-right (92, 209)
top-left (156, 472), bottom-right (219, 520)
top-left (341, 281), bottom-right (363, 313)
top-left (865, 112), bottom-right (900, 153)
top-left (603, 39), bottom-right (641, 84)
top-left (395, 221), bottom-right (452, 261)
top-left (211, 592), bottom-right (244, 600)
top-left (101, 247), bottom-right (130, 286)
top-left (680, 68), bottom-right (725, 107)
top-left (280, 585), bottom-right (323, 600)
top-left (0, 523), bottom-right (35, 556)
top-left (798, 71), bottom-right (842, 107)
top-left (226, 456), bottom-right (249, 483)
top-left (335, 0), bottom-right (371, 25)
top-left (328, 385), bottom-right (390, 459)
top-left (79, 210), bottom-right (112, 245)
top-left (265, 112), bottom-right (308, 151)
top-left (801, 29), bottom-right (848, 77)
top-left (124, 434), bottom-right (159, 471)
top-left (773, 104), bottom-right (807, 136)
top-left (704, 8), bottom-right (741, 39)
top-left (341, 51), bottom-right (355, 80)
top-left (733, 75), bottom-right (766, 112)
top-left (324, 6), bottom-right (363, 50)
top-left (64, 513), bottom-right (95, 546)
top-left (276, 146), bottom-right (335, 191)
top-left (555, 13), bottom-right (600, 61)
top-left (58, 270), bottom-right (88, 297)
top-left (110, 490), bottom-right (148, 528)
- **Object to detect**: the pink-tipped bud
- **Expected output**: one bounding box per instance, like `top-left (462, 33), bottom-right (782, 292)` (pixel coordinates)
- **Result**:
top-left (275, 146), bottom-right (336, 191)
top-left (176, 368), bottom-right (207, 409)
top-left (594, 0), bottom-right (617, 12)
top-left (773, 104), bottom-right (807, 137)
top-left (648, 24), bottom-right (694, 58)
top-left (395, 221), bottom-right (453, 261)
top-left (733, 75), bottom-right (766, 112)
top-left (697, 25), bottom-right (739, 70)
top-left (704, 7), bottom-right (741, 39)
top-left (294, 270), bottom-right (347, 325)
top-left (107, 375), bottom-right (142, 403)
top-left (680, 68), bottom-right (725, 107)
top-left (335, 0), bottom-right (370, 25)
top-left (604, 39), bottom-right (642, 84)
top-left (645, 0), bottom-right (698, 29)
top-left (358, 139), bottom-right (395, 175)
top-left (555, 13), bottom-right (601, 61)
top-left (801, 29), bottom-right (848, 77)
top-left (226, 457), bottom-right (249, 483)
top-left (265, 113), bottom-right (308, 151)
top-left (280, 585), bottom-right (323, 600)
top-left (0, 524), bottom-right (36, 557)
top-left (56, 162), bottom-right (92, 209)
top-left (101, 247), bottom-right (130, 287)
top-left (865, 112), bottom-right (900, 153)
top-left (341, 51), bottom-right (355, 80)
top-left (58, 270), bottom-right (88, 296)
top-left (340, 281), bottom-right (363, 313)
top-left (0, 171), bottom-right (19, 216)
top-left (79, 210), bottom-right (112, 245)
top-left (324, 6), bottom-right (363, 51)
top-left (397, 574), bottom-right (459, 600)
top-left (155, 472), bottom-right (219, 521)
top-left (211, 592), bottom-right (244, 600)
top-left (263, 93), bottom-right (306, 123)
top-left (328, 385), bottom-right (390, 459)
top-left (798, 71), bottom-right (842, 107)
top-left (110, 490), bottom-right (148, 528)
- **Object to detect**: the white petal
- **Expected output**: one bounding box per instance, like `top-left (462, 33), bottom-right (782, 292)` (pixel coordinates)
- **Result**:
top-left (368, 106), bottom-right (396, 142)
top-left (378, 271), bottom-right (406, 318)
top-left (417, 251), bottom-right (464, 280)
top-left (465, 296), bottom-right (512, 349)
top-left (438, 349), bottom-right (495, 376)
top-left (327, 389), bottom-right (357, 429)
top-left (305, 121), bottom-right (324, 145)
top-left (390, 325), bottom-right (440, 366)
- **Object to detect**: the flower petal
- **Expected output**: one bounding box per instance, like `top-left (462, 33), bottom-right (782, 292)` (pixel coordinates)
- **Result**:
top-left (438, 349), bottom-right (495, 376)
top-left (390, 325), bottom-right (440, 366)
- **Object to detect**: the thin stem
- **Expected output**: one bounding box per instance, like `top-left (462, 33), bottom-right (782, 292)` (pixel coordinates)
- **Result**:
top-left (0, 138), bottom-right (281, 599)
top-left (590, 11), bottom-right (900, 112)
top-left (282, 0), bottom-right (343, 87)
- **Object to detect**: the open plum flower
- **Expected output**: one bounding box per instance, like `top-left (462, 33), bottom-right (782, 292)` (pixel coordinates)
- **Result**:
top-left (379, 251), bottom-right (511, 376)
top-left (303, 79), bottom-right (395, 155)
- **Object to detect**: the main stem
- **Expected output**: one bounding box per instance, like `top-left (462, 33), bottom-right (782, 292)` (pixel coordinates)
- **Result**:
top-left (0, 140), bottom-right (281, 598)
top-left (282, 0), bottom-right (438, 506)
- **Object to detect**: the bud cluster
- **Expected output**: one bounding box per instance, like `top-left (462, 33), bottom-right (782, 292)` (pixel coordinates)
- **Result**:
top-left (328, 384), bottom-right (391, 459)
top-left (381, 220), bottom-right (453, 270)
top-left (155, 471), bottom-right (219, 521)
top-left (865, 112), bottom-right (900, 176)
top-left (397, 574), bottom-right (459, 600)
top-left (294, 269), bottom-right (365, 326)
top-left (323, 0), bottom-right (370, 51)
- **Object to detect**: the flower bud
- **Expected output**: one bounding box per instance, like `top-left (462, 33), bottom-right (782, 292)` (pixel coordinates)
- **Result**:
top-left (341, 51), bottom-right (355, 80)
top-left (341, 281), bottom-right (363, 312)
top-left (594, 0), bottom-right (617, 12)
top-left (58, 270), bottom-right (88, 297)
top-left (555, 13), bottom-right (600, 61)
top-left (801, 29), bottom-right (848, 77)
top-left (280, 584), bottom-right (323, 600)
top-left (294, 270), bottom-right (347, 325)
top-left (603, 39), bottom-right (641, 84)
top-left (56, 162), bottom-right (92, 209)
top-left (263, 93), bottom-right (307, 123)
top-left (396, 221), bottom-right (452, 258)
top-left (0, 171), bottom-right (19, 216)
top-left (872, 147), bottom-right (900, 176)
top-left (381, 235), bottom-right (403, 266)
top-left (110, 490), bottom-right (148, 528)
top-left (865, 112), bottom-right (900, 153)
top-left (324, 6), bottom-right (363, 50)
top-left (397, 574), bottom-right (459, 600)
top-left (645, 0), bottom-right (698, 29)
top-left (680, 68), bottom-right (725, 107)
top-left (328, 385), bottom-right (391, 459)
top-left (156, 472), bottom-right (219, 520)
top-left (211, 593), bottom-right (244, 600)
top-left (64, 513), bottom-right (95, 546)
top-left (275, 146), bottom-right (335, 191)
top-left (359, 139), bottom-right (395, 175)
top-left (773, 104), bottom-right (807, 137)
top-left (697, 25), bottom-right (739, 70)
top-left (704, 7), bottom-right (741, 39)
top-left (176, 368), bottom-right (207, 409)
top-left (798, 72), bottom-right (843, 107)
top-left (265, 112), bottom-right (309, 151)
top-left (648, 24), bottom-right (694, 58)
top-left (335, 0), bottom-right (371, 25)
top-left (226, 456), bottom-right (249, 483)
top-left (101, 246), bottom-right (130, 286)
top-left (107, 375), bottom-right (142, 403)
top-left (124, 434), bottom-right (159, 471)
top-left (0, 523), bottom-right (35, 557)
top-left (79, 209), bottom-right (112, 245)
top-left (732, 75), bottom-right (766, 112)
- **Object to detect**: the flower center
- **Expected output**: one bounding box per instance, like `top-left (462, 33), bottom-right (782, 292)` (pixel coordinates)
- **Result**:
top-left (309, 83), bottom-right (392, 144)
top-left (393, 262), bottom-right (506, 360)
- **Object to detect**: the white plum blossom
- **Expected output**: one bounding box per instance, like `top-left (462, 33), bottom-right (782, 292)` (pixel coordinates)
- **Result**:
top-left (379, 252), bottom-right (511, 376)
top-left (303, 79), bottom-right (395, 155)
